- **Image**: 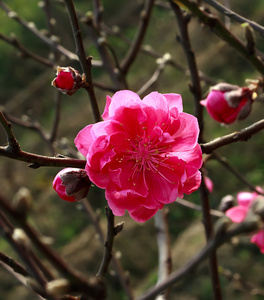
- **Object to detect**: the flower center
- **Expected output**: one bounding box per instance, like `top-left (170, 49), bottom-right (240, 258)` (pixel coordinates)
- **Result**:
top-left (122, 126), bottom-right (175, 189)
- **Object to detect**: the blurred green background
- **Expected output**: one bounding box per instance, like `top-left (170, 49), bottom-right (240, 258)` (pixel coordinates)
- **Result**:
top-left (1, 1), bottom-right (264, 299)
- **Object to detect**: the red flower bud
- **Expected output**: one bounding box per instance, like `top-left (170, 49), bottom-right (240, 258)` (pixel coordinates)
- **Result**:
top-left (51, 67), bottom-right (84, 96)
top-left (200, 83), bottom-right (253, 124)
top-left (53, 168), bottom-right (91, 202)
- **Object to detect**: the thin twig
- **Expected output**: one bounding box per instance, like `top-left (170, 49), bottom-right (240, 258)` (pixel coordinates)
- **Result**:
top-left (154, 209), bottom-right (172, 300)
top-left (176, 198), bottom-right (224, 217)
top-left (0, 112), bottom-right (20, 153)
top-left (0, 0), bottom-right (78, 63)
top-left (50, 91), bottom-right (62, 144)
top-left (82, 200), bottom-right (134, 300)
top-left (199, 176), bottom-right (222, 300)
top-left (0, 194), bottom-right (106, 299)
top-left (97, 207), bottom-right (115, 277)
top-left (0, 145), bottom-right (85, 168)
top-left (173, 0), bottom-right (264, 75)
top-left (0, 251), bottom-right (29, 277)
top-left (3, 112), bottom-right (55, 155)
top-left (0, 113), bottom-right (85, 167)
top-left (137, 57), bottom-right (168, 96)
top-left (210, 153), bottom-right (264, 195)
top-left (169, 0), bottom-right (204, 140)
top-left (169, 2), bottom-right (221, 298)
top-left (201, 119), bottom-right (264, 154)
top-left (81, 11), bottom-right (127, 89)
top-left (121, 0), bottom-right (155, 75)
top-left (136, 215), bottom-right (259, 300)
top-left (64, 0), bottom-right (101, 123)
top-left (103, 24), bottom-right (216, 85)
top-left (0, 33), bottom-right (54, 68)
top-left (202, 0), bottom-right (264, 38)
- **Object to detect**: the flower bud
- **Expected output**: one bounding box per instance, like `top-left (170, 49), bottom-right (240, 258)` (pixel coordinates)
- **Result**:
top-left (13, 187), bottom-right (32, 216)
top-left (200, 83), bottom-right (253, 124)
top-left (46, 278), bottom-right (70, 296)
top-left (51, 66), bottom-right (85, 96)
top-left (53, 168), bottom-right (91, 202)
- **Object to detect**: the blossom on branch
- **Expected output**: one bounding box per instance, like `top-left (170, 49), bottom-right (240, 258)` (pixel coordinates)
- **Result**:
top-left (74, 90), bottom-right (203, 222)
top-left (200, 83), bottom-right (253, 124)
top-left (53, 168), bottom-right (91, 202)
top-left (225, 188), bottom-right (264, 253)
top-left (51, 66), bottom-right (85, 96)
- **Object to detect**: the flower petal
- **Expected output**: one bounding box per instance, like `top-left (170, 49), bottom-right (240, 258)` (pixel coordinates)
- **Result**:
top-left (251, 230), bottom-right (264, 253)
top-left (226, 206), bottom-right (248, 223)
top-left (163, 93), bottom-right (183, 114)
top-left (102, 90), bottom-right (141, 120)
top-left (129, 206), bottom-right (160, 223)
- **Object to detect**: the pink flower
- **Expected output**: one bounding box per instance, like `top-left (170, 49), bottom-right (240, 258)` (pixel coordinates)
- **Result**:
top-left (200, 83), bottom-right (253, 124)
top-left (53, 168), bottom-right (91, 202)
top-left (225, 188), bottom-right (264, 253)
top-left (51, 67), bottom-right (84, 95)
top-left (74, 90), bottom-right (203, 222)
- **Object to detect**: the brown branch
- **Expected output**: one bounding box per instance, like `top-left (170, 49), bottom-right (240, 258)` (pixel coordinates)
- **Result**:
top-left (169, 0), bottom-right (204, 140)
top-left (0, 0), bottom-right (78, 63)
top-left (176, 198), bottom-right (224, 217)
top-left (0, 110), bottom-right (85, 168)
top-left (154, 209), bottom-right (172, 300)
top-left (96, 207), bottom-right (115, 277)
top-left (82, 200), bottom-right (133, 300)
top-left (121, 0), bottom-right (155, 75)
top-left (103, 24), bottom-right (216, 86)
top-left (0, 146), bottom-right (85, 168)
top-left (0, 251), bottom-right (29, 277)
top-left (201, 119), bottom-right (264, 154)
top-left (0, 33), bottom-right (54, 68)
top-left (64, 0), bottom-right (101, 123)
top-left (136, 215), bottom-right (259, 300)
top-left (50, 91), bottom-right (62, 144)
top-left (202, 0), bottom-right (264, 38)
top-left (137, 55), bottom-right (168, 96)
top-left (3, 112), bottom-right (56, 155)
top-left (173, 0), bottom-right (264, 75)
top-left (81, 11), bottom-right (127, 89)
top-left (210, 153), bottom-right (264, 195)
top-left (0, 112), bottom-right (20, 153)
top-left (169, 2), bottom-right (221, 298)
top-left (0, 194), bottom-right (106, 299)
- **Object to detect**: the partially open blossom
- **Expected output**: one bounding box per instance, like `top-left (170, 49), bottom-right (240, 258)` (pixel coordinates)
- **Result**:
top-left (53, 168), bottom-right (91, 202)
top-left (200, 83), bottom-right (253, 124)
top-left (225, 187), bottom-right (264, 253)
top-left (75, 90), bottom-right (203, 222)
top-left (51, 67), bottom-right (84, 95)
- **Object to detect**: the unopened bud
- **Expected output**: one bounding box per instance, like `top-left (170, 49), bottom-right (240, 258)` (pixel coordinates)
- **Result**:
top-left (219, 195), bottom-right (235, 212)
top-left (13, 187), bottom-right (32, 216)
top-left (53, 168), bottom-right (91, 202)
top-left (51, 66), bottom-right (86, 96)
top-left (12, 228), bottom-right (30, 247)
top-left (200, 83), bottom-right (253, 124)
top-left (46, 279), bottom-right (70, 296)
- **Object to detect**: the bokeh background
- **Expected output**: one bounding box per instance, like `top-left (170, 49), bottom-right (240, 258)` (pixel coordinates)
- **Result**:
top-left (1, 1), bottom-right (264, 299)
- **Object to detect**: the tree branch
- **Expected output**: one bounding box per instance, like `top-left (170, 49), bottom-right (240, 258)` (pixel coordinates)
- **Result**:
top-left (202, 0), bottom-right (264, 38)
top-left (64, 0), bottom-right (101, 123)
top-left (121, 0), bottom-right (155, 75)
top-left (172, 0), bottom-right (264, 75)
top-left (97, 207), bottom-right (115, 277)
top-left (136, 215), bottom-right (259, 300)
top-left (201, 119), bottom-right (264, 154)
